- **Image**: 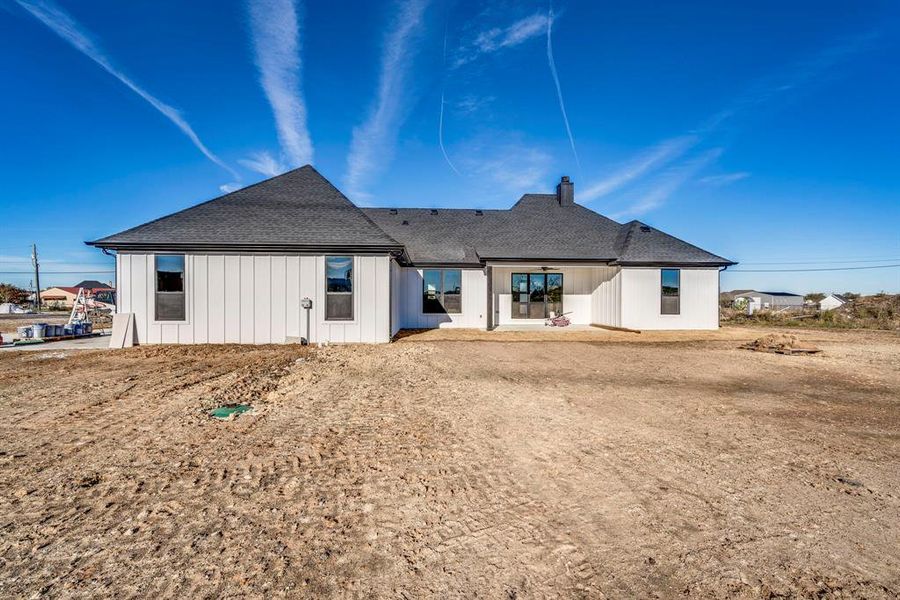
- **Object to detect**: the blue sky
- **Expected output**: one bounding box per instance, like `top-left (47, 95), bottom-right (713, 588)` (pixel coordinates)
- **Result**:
top-left (1, 0), bottom-right (898, 294)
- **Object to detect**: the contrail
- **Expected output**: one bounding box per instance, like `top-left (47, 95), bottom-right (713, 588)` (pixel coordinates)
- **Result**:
top-left (439, 91), bottom-right (462, 175)
top-left (16, 0), bottom-right (237, 178)
top-left (345, 0), bottom-right (429, 200)
top-left (247, 0), bottom-right (313, 167)
top-left (438, 25), bottom-right (461, 176)
top-left (547, 2), bottom-right (580, 171)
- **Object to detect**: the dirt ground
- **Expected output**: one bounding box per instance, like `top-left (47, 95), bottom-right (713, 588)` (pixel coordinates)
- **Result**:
top-left (1, 326), bottom-right (898, 598)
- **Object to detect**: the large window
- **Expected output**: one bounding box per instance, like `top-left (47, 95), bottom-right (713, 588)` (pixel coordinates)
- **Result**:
top-left (661, 268), bottom-right (680, 315)
top-left (423, 269), bottom-right (461, 314)
top-left (155, 255), bottom-right (185, 321)
top-left (325, 256), bottom-right (353, 320)
top-left (511, 273), bottom-right (563, 319)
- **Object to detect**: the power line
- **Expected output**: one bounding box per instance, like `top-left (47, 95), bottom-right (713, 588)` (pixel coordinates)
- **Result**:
top-left (739, 258), bottom-right (900, 265)
top-left (0, 270), bottom-right (115, 274)
top-left (730, 264), bottom-right (900, 273)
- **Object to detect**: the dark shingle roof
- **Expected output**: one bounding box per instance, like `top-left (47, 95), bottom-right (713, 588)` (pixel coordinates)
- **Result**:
top-left (89, 166), bottom-right (400, 250)
top-left (363, 194), bottom-right (625, 264)
top-left (89, 167), bottom-right (733, 266)
top-left (364, 199), bottom-right (733, 266)
top-left (73, 279), bottom-right (109, 289)
top-left (613, 220), bottom-right (733, 266)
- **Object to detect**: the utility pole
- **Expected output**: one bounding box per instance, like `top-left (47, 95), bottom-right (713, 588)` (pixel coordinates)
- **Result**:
top-left (31, 244), bottom-right (41, 311)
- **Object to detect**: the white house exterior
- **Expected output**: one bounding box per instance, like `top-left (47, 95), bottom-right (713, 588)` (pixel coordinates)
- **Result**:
top-left (819, 294), bottom-right (848, 311)
top-left (731, 290), bottom-right (804, 313)
top-left (90, 167), bottom-right (735, 344)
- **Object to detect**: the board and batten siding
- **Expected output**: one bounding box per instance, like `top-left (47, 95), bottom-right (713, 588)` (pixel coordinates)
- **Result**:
top-left (590, 266), bottom-right (622, 327)
top-left (619, 267), bottom-right (720, 330)
top-left (116, 253), bottom-right (391, 344)
top-left (395, 267), bottom-right (487, 329)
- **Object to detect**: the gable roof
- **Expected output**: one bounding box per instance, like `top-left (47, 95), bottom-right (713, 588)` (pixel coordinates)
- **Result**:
top-left (88, 166), bottom-right (401, 252)
top-left (88, 166), bottom-right (733, 267)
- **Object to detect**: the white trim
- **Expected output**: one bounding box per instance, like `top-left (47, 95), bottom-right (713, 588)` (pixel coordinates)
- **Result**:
top-left (151, 253), bottom-right (190, 326)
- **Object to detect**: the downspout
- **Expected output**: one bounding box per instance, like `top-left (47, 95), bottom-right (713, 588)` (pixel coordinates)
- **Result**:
top-left (718, 265), bottom-right (730, 328)
top-left (485, 265), bottom-right (493, 330)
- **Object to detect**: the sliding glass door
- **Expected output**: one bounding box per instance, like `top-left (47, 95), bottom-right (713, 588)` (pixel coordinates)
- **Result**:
top-left (511, 273), bottom-right (563, 319)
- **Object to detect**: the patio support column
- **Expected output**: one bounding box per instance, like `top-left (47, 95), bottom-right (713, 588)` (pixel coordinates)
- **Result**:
top-left (485, 265), bottom-right (493, 330)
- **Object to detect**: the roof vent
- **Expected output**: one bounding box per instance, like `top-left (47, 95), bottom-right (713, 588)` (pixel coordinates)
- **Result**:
top-left (430, 209), bottom-right (438, 215)
top-left (401, 220), bottom-right (409, 225)
top-left (475, 209), bottom-right (483, 216)
top-left (640, 225), bottom-right (651, 233)
top-left (389, 208), bottom-right (398, 215)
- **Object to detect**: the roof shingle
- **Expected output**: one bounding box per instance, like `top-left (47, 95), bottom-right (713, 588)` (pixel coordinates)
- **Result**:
top-left (89, 166), bottom-right (400, 250)
top-left (89, 166), bottom-right (734, 266)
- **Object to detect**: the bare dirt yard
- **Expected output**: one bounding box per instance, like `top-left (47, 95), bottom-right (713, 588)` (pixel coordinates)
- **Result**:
top-left (1, 326), bottom-right (898, 598)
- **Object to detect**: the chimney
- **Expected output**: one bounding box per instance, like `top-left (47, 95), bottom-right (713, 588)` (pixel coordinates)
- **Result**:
top-left (556, 176), bottom-right (574, 206)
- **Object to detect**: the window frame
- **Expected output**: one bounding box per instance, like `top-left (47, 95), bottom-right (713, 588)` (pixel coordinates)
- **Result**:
top-left (422, 268), bottom-right (463, 314)
top-left (154, 254), bottom-right (187, 322)
top-left (325, 255), bottom-right (354, 322)
top-left (510, 272), bottom-right (563, 319)
top-left (660, 268), bottom-right (681, 316)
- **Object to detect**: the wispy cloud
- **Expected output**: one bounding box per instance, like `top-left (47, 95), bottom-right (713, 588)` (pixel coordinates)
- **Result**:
top-left (457, 135), bottom-right (553, 197)
top-left (345, 0), bottom-right (429, 201)
top-left (219, 183), bottom-right (242, 193)
top-left (580, 135), bottom-right (698, 202)
top-left (454, 12), bottom-right (550, 67)
top-left (546, 3), bottom-right (579, 171)
top-left (698, 171), bottom-right (750, 186)
top-left (15, 0), bottom-right (236, 178)
top-left (247, 0), bottom-right (313, 168)
top-left (584, 29), bottom-right (880, 214)
top-left (238, 151), bottom-right (287, 177)
top-left (611, 148), bottom-right (723, 219)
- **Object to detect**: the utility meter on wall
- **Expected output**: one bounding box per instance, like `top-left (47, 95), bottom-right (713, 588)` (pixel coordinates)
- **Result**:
top-left (301, 298), bottom-right (312, 309)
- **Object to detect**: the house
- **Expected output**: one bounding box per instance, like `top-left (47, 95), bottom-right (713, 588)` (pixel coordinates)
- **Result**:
top-left (729, 290), bottom-right (804, 313)
top-left (40, 286), bottom-right (80, 308)
top-left (819, 293), bottom-right (848, 311)
top-left (87, 166), bottom-right (735, 345)
top-left (41, 284), bottom-right (116, 308)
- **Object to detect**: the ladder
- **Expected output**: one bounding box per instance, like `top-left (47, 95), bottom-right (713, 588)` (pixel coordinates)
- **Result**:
top-left (68, 288), bottom-right (88, 325)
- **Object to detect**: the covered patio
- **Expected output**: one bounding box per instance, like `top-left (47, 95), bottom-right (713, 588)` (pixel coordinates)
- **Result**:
top-left (486, 263), bottom-right (622, 330)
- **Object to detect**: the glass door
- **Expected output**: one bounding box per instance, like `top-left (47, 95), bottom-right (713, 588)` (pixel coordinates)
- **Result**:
top-left (511, 273), bottom-right (563, 319)
top-left (512, 273), bottom-right (529, 319)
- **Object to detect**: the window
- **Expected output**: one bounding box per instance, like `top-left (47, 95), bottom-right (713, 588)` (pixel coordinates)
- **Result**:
top-left (661, 268), bottom-right (680, 315)
top-left (511, 273), bottom-right (563, 319)
top-left (423, 269), bottom-right (462, 314)
top-left (325, 256), bottom-right (353, 320)
top-left (155, 255), bottom-right (185, 321)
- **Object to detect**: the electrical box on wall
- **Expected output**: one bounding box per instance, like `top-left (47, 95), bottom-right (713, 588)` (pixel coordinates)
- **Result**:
top-left (301, 298), bottom-right (312, 309)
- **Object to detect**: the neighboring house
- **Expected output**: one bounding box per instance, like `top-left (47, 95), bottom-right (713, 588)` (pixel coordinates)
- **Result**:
top-left (730, 290), bottom-right (804, 313)
top-left (41, 284), bottom-right (116, 308)
top-left (40, 287), bottom-right (80, 308)
top-left (87, 166), bottom-right (735, 345)
top-left (819, 293), bottom-right (848, 311)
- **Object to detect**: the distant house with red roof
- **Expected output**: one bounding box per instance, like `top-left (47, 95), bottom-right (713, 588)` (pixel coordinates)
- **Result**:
top-left (41, 283), bottom-right (115, 308)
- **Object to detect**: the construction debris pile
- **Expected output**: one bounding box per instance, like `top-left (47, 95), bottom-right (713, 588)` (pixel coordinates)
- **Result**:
top-left (740, 333), bottom-right (822, 355)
